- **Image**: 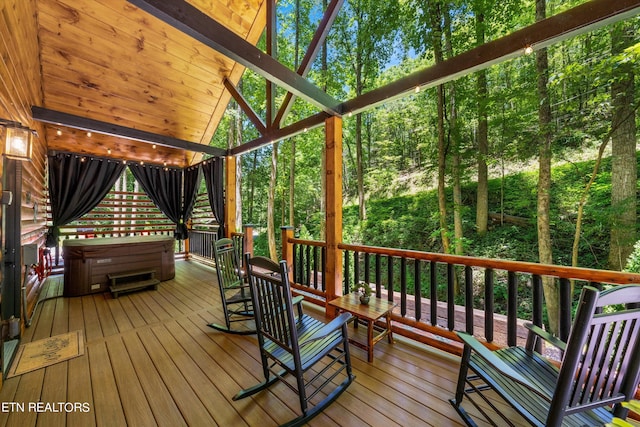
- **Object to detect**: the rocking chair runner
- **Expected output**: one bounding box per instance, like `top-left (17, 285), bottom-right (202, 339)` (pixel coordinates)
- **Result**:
top-left (450, 285), bottom-right (640, 427)
top-left (208, 238), bottom-right (255, 334)
top-left (234, 255), bottom-right (355, 427)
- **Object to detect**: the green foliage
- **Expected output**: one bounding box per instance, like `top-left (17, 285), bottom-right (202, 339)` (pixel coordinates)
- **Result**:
top-left (624, 241), bottom-right (640, 274)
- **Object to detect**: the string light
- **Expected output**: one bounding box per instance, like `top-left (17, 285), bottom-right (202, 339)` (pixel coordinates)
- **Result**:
top-left (56, 129), bottom-right (62, 136)
top-left (524, 45), bottom-right (534, 55)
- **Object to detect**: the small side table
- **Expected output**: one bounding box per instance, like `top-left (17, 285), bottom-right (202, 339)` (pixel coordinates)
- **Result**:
top-left (328, 293), bottom-right (397, 362)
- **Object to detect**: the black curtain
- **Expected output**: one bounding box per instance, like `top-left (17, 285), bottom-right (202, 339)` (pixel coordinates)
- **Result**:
top-left (128, 163), bottom-right (187, 240)
top-left (182, 164), bottom-right (201, 232)
top-left (46, 152), bottom-right (126, 246)
top-left (202, 158), bottom-right (225, 239)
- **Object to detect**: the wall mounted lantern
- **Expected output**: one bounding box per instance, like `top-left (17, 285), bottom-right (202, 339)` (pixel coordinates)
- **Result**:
top-left (1, 119), bottom-right (35, 161)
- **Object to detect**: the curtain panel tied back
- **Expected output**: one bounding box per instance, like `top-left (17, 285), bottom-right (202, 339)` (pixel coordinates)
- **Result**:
top-left (202, 158), bottom-right (225, 239)
top-left (46, 153), bottom-right (126, 247)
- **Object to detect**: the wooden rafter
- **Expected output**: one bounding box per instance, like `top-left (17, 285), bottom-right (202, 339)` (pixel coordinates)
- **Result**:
top-left (232, 0), bottom-right (640, 155)
top-left (32, 106), bottom-right (226, 156)
top-left (274, 0), bottom-right (345, 128)
top-left (223, 78), bottom-right (266, 135)
top-left (128, 0), bottom-right (343, 117)
top-left (230, 112), bottom-right (330, 155)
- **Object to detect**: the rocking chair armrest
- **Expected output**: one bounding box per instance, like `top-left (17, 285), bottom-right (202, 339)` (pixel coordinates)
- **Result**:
top-left (457, 332), bottom-right (551, 401)
top-left (292, 295), bottom-right (304, 317)
top-left (300, 312), bottom-right (353, 347)
top-left (524, 323), bottom-right (567, 352)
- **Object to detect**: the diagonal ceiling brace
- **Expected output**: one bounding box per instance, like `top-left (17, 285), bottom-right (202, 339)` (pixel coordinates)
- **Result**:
top-left (223, 78), bottom-right (266, 135)
top-left (128, 0), bottom-right (343, 117)
top-left (274, 0), bottom-right (345, 128)
top-left (31, 106), bottom-right (226, 156)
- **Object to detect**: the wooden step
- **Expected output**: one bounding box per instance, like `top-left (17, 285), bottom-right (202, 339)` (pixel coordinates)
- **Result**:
top-left (108, 269), bottom-right (158, 298)
top-left (109, 278), bottom-right (160, 298)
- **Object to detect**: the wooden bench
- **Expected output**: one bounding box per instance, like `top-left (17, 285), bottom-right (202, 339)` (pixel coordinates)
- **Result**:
top-left (108, 269), bottom-right (159, 298)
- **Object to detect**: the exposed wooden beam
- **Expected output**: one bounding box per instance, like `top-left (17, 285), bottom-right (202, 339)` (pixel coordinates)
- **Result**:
top-left (230, 112), bottom-right (330, 155)
top-left (340, 0), bottom-right (640, 115)
top-left (274, 0), bottom-right (345, 128)
top-left (32, 106), bottom-right (226, 156)
top-left (223, 79), bottom-right (266, 135)
top-left (128, 0), bottom-right (343, 116)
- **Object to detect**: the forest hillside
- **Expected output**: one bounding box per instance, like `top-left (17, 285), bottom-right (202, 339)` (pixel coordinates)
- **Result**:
top-left (252, 151), bottom-right (640, 272)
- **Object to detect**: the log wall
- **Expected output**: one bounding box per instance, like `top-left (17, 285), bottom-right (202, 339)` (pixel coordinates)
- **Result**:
top-left (0, 0), bottom-right (49, 329)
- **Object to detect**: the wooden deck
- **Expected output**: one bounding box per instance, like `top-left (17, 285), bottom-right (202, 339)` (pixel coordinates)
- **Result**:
top-left (0, 260), bottom-right (520, 427)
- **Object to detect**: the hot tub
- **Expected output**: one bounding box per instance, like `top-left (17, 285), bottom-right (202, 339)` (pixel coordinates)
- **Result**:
top-left (62, 235), bottom-right (175, 297)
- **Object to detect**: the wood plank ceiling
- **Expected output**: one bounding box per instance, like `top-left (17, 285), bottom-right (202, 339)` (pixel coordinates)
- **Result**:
top-left (35, 0), bottom-right (266, 167)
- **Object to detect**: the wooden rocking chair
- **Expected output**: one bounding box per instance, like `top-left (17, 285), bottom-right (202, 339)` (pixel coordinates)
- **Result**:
top-left (450, 284), bottom-right (640, 427)
top-left (208, 238), bottom-right (254, 334)
top-left (234, 254), bottom-right (355, 427)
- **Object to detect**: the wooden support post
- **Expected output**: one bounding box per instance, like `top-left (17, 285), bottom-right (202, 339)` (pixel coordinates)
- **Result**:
top-left (225, 156), bottom-right (237, 237)
top-left (281, 226), bottom-right (294, 283)
top-left (243, 224), bottom-right (254, 256)
top-left (325, 115), bottom-right (343, 312)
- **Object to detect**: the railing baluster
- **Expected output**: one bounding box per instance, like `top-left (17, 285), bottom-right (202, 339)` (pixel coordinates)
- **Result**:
top-left (447, 263), bottom-right (455, 331)
top-left (343, 250), bottom-right (351, 294)
top-left (313, 246), bottom-right (319, 290)
top-left (375, 254), bottom-right (382, 297)
top-left (507, 271), bottom-right (517, 346)
top-left (321, 246), bottom-right (326, 292)
top-left (465, 266), bottom-right (473, 334)
top-left (430, 260), bottom-right (437, 326)
top-left (400, 257), bottom-right (407, 317)
top-left (387, 255), bottom-right (394, 303)
top-left (354, 251), bottom-right (360, 285)
top-left (305, 245), bottom-right (311, 286)
top-left (364, 253), bottom-right (370, 286)
top-left (414, 260), bottom-right (421, 322)
top-left (559, 278), bottom-right (572, 342)
top-left (485, 268), bottom-right (494, 343)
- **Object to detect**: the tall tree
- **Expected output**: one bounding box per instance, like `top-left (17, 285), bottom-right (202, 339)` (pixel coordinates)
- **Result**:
top-left (429, 1), bottom-right (452, 255)
top-left (334, 0), bottom-right (400, 221)
top-left (535, 0), bottom-right (558, 334)
top-left (443, 4), bottom-right (464, 258)
top-left (475, 5), bottom-right (489, 236)
top-left (608, 20), bottom-right (637, 270)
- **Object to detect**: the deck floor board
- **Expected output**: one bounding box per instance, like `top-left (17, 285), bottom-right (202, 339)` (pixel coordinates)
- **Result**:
top-left (0, 259), bottom-right (527, 426)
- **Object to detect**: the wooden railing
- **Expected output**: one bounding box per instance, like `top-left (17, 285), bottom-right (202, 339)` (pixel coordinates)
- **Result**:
top-left (188, 226), bottom-right (254, 266)
top-left (281, 230), bottom-right (640, 355)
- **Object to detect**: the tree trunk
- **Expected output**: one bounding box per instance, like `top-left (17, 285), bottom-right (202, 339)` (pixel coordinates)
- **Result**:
top-left (355, 31), bottom-right (366, 221)
top-left (248, 151), bottom-right (257, 223)
top-left (475, 12), bottom-right (489, 236)
top-left (356, 111), bottom-right (366, 221)
top-left (430, 2), bottom-right (451, 254)
top-left (267, 143), bottom-right (279, 261)
top-left (535, 0), bottom-right (558, 335)
top-left (608, 21), bottom-right (637, 271)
